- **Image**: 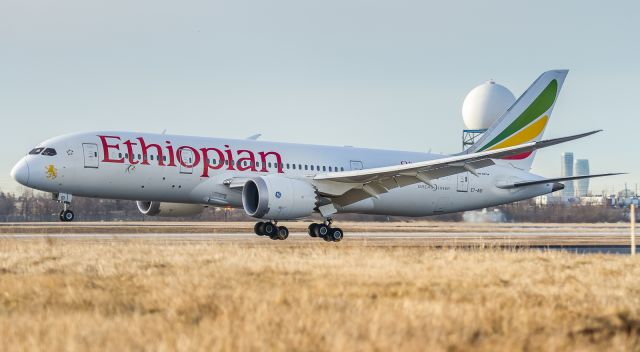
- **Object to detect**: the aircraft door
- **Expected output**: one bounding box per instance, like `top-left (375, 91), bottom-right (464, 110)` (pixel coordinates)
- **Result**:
top-left (82, 143), bottom-right (99, 168)
top-left (350, 160), bottom-right (364, 170)
top-left (457, 172), bottom-right (469, 192)
top-left (179, 149), bottom-right (194, 174)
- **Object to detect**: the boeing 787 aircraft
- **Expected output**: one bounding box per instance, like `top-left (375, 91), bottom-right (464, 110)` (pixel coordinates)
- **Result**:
top-left (10, 70), bottom-right (620, 242)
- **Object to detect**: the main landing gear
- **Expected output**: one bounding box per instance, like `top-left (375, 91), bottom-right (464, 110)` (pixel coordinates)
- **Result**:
top-left (308, 218), bottom-right (343, 242)
top-left (254, 221), bottom-right (289, 240)
top-left (252, 218), bottom-right (344, 242)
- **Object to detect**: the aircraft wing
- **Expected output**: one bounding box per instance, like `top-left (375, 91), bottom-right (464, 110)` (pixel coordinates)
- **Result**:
top-left (313, 130), bottom-right (601, 205)
top-left (496, 173), bottom-right (624, 189)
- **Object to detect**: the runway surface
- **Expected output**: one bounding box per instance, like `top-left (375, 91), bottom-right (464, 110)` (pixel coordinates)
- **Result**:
top-left (0, 221), bottom-right (635, 253)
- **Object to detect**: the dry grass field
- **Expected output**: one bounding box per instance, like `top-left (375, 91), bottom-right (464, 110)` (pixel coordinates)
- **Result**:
top-left (0, 238), bottom-right (639, 351)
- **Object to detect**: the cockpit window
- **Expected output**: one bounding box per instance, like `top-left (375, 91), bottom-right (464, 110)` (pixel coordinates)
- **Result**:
top-left (29, 148), bottom-right (44, 155)
top-left (42, 148), bottom-right (57, 156)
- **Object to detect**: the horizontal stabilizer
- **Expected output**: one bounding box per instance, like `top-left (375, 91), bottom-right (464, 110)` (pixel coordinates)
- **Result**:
top-left (496, 173), bottom-right (625, 189)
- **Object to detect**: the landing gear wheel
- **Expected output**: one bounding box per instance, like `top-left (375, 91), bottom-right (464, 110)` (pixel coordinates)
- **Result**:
top-left (315, 224), bottom-right (330, 238)
top-left (263, 222), bottom-right (277, 237)
top-left (59, 210), bottom-right (65, 222)
top-left (61, 210), bottom-right (75, 222)
top-left (254, 222), bottom-right (266, 236)
top-left (276, 226), bottom-right (289, 240)
top-left (308, 223), bottom-right (318, 237)
top-left (329, 228), bottom-right (343, 242)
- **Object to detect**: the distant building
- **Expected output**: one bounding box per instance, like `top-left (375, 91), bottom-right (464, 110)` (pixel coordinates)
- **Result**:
top-left (574, 159), bottom-right (590, 196)
top-left (561, 152), bottom-right (574, 197)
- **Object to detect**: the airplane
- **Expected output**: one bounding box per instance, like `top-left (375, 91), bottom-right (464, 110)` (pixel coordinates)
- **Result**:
top-left (10, 70), bottom-right (621, 242)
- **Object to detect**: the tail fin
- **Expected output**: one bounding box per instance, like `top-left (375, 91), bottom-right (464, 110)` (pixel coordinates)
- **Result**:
top-left (466, 70), bottom-right (568, 170)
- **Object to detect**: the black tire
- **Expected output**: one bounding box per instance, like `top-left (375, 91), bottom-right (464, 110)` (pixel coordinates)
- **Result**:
top-left (62, 210), bottom-right (75, 222)
top-left (263, 222), bottom-right (277, 237)
top-left (277, 226), bottom-right (289, 240)
top-left (59, 210), bottom-right (65, 222)
top-left (308, 223), bottom-right (318, 237)
top-left (315, 224), bottom-right (330, 238)
top-left (254, 222), bottom-right (265, 236)
top-left (330, 228), bottom-right (343, 242)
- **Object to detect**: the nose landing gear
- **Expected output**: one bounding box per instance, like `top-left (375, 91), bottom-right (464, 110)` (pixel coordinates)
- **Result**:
top-left (56, 193), bottom-right (74, 222)
top-left (59, 209), bottom-right (75, 222)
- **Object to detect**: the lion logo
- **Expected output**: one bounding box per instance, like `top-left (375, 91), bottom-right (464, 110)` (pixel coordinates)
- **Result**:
top-left (45, 165), bottom-right (57, 179)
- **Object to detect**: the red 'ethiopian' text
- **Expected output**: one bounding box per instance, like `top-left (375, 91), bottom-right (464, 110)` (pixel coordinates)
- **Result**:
top-left (98, 135), bottom-right (284, 177)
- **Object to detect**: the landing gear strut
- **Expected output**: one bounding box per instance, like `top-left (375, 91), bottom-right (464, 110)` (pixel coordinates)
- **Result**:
top-left (254, 221), bottom-right (289, 240)
top-left (308, 218), bottom-right (343, 242)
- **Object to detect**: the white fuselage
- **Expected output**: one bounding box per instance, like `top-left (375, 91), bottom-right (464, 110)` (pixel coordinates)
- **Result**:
top-left (12, 131), bottom-right (554, 217)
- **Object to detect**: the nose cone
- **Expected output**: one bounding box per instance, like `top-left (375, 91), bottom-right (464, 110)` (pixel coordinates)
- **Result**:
top-left (10, 158), bottom-right (30, 186)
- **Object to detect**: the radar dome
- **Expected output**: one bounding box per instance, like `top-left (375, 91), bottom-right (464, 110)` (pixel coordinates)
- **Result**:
top-left (462, 80), bottom-right (516, 130)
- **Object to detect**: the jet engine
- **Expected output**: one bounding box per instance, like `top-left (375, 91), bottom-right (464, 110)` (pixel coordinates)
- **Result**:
top-left (136, 201), bottom-right (204, 217)
top-left (242, 176), bottom-right (317, 220)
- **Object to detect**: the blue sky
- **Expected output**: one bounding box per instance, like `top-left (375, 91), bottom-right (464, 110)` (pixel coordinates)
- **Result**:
top-left (1, 0), bottom-right (638, 195)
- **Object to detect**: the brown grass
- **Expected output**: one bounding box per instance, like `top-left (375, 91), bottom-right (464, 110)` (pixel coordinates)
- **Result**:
top-left (0, 239), bottom-right (639, 351)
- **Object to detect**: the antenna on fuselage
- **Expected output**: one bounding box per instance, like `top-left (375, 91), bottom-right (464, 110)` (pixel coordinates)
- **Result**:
top-left (246, 134), bottom-right (261, 140)
top-left (161, 129), bottom-right (167, 135)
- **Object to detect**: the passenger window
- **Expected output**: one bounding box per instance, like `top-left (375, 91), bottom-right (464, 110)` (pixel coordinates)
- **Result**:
top-left (322, 166), bottom-right (326, 172)
top-left (138, 154), bottom-right (141, 160)
top-left (125, 153), bottom-right (129, 159)
top-left (268, 162), bottom-right (272, 168)
top-left (292, 164), bottom-right (296, 170)
top-left (286, 163), bottom-right (290, 169)
top-left (329, 166), bottom-right (332, 172)
top-left (305, 165), bottom-right (308, 170)
top-left (118, 153), bottom-right (122, 159)
top-left (42, 148), bottom-right (57, 156)
top-left (311, 165), bottom-right (314, 171)
top-left (29, 148), bottom-right (45, 155)
top-left (341, 167), bottom-right (344, 171)
top-left (225, 160), bottom-right (228, 165)
top-left (163, 156), bottom-right (166, 161)
top-left (150, 155), bottom-right (154, 161)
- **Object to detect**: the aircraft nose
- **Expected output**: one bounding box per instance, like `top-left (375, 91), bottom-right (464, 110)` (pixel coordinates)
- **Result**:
top-left (10, 158), bottom-right (30, 186)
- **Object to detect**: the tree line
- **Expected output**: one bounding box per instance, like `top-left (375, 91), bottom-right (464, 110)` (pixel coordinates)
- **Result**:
top-left (0, 189), bottom-right (627, 223)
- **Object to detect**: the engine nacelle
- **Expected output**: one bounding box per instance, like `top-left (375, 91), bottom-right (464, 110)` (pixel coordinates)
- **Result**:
top-left (136, 201), bottom-right (204, 217)
top-left (242, 176), bottom-right (317, 220)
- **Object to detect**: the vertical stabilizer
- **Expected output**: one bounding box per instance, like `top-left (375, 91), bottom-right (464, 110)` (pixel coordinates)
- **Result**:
top-left (466, 70), bottom-right (568, 170)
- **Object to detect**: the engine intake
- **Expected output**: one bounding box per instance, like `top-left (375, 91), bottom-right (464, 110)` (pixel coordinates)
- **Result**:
top-left (242, 176), bottom-right (317, 220)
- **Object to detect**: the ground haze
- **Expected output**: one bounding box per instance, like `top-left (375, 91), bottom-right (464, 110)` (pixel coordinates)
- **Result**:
top-left (0, 237), bottom-right (639, 351)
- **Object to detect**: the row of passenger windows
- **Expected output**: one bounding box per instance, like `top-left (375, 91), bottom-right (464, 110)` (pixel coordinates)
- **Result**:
top-left (117, 153), bottom-right (344, 172)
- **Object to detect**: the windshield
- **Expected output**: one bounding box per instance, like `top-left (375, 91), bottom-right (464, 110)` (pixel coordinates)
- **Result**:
top-left (29, 148), bottom-right (44, 155)
top-left (42, 148), bottom-right (57, 156)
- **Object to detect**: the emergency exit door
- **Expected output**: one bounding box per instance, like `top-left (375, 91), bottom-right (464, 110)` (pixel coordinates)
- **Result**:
top-left (82, 143), bottom-right (99, 168)
top-left (457, 172), bottom-right (469, 192)
top-left (350, 160), bottom-right (364, 170)
top-left (179, 149), bottom-right (194, 174)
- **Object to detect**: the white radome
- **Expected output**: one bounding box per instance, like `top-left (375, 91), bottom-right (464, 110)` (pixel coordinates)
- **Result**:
top-left (462, 80), bottom-right (516, 130)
